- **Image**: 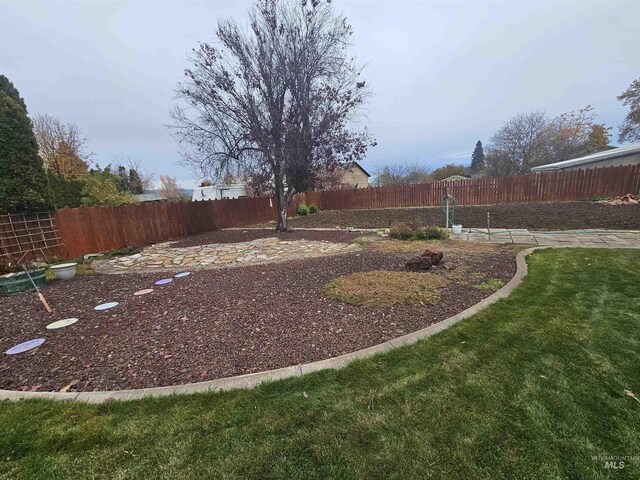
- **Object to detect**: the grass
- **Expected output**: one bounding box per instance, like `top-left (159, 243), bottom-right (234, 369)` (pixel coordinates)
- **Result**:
top-left (1, 248), bottom-right (640, 479)
top-left (473, 277), bottom-right (505, 291)
top-left (323, 270), bottom-right (448, 307)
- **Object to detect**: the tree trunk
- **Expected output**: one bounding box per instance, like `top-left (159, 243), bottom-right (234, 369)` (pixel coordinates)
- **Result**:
top-left (274, 175), bottom-right (294, 233)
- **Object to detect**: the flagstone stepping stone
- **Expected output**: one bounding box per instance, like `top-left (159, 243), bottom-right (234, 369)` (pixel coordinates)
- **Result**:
top-left (133, 289), bottom-right (154, 296)
top-left (46, 318), bottom-right (78, 330)
top-left (94, 302), bottom-right (119, 311)
top-left (174, 272), bottom-right (191, 278)
top-left (155, 278), bottom-right (173, 285)
top-left (5, 338), bottom-right (45, 355)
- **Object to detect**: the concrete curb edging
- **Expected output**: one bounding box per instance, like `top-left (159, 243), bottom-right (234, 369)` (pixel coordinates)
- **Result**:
top-left (1, 246), bottom-right (541, 404)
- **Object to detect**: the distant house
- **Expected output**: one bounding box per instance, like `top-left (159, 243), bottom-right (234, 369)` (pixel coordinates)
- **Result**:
top-left (439, 174), bottom-right (471, 182)
top-left (192, 184), bottom-right (249, 201)
top-left (134, 193), bottom-right (168, 203)
top-left (531, 143), bottom-right (640, 172)
top-left (340, 162), bottom-right (371, 188)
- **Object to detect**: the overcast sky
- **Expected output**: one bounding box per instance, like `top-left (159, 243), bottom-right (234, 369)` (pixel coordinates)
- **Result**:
top-left (1, 0), bottom-right (639, 188)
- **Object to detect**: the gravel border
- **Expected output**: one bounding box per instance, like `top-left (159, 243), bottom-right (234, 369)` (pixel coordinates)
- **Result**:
top-left (0, 246), bottom-right (540, 403)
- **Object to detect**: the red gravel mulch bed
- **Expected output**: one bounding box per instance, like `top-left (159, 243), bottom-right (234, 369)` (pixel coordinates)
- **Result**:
top-left (171, 229), bottom-right (369, 248)
top-left (286, 202), bottom-right (640, 230)
top-left (0, 241), bottom-right (520, 392)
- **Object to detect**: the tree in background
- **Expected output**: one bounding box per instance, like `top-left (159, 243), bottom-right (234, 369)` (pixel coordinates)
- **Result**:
top-left (484, 148), bottom-right (521, 177)
top-left (431, 163), bottom-right (470, 181)
top-left (374, 164), bottom-right (431, 186)
top-left (0, 75), bottom-right (52, 214)
top-left (117, 156), bottom-right (156, 193)
top-left (489, 111), bottom-right (548, 174)
top-left (170, 0), bottom-right (373, 231)
top-left (158, 174), bottom-right (182, 199)
top-left (541, 106), bottom-right (609, 160)
top-left (617, 77), bottom-right (640, 143)
top-left (486, 107), bottom-right (611, 175)
top-left (586, 124), bottom-right (611, 152)
top-left (80, 166), bottom-right (136, 207)
top-left (470, 140), bottom-right (485, 174)
top-left (32, 113), bottom-right (92, 180)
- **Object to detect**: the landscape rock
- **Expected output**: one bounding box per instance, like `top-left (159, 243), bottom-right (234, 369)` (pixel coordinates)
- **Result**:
top-left (405, 256), bottom-right (435, 271)
top-left (421, 248), bottom-right (443, 265)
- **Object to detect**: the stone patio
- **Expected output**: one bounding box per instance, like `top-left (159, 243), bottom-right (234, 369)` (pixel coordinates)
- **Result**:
top-left (451, 228), bottom-right (640, 248)
top-left (94, 237), bottom-right (359, 273)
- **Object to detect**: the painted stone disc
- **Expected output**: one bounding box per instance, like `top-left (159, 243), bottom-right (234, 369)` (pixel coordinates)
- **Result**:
top-left (174, 272), bottom-right (191, 278)
top-left (5, 338), bottom-right (45, 355)
top-left (134, 288), bottom-right (154, 296)
top-left (46, 318), bottom-right (78, 330)
top-left (155, 278), bottom-right (173, 285)
top-left (94, 301), bottom-right (119, 311)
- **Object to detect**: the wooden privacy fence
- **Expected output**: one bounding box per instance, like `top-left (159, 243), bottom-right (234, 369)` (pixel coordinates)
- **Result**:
top-left (54, 196), bottom-right (284, 259)
top-left (2, 164), bottom-right (638, 263)
top-left (300, 164), bottom-right (640, 211)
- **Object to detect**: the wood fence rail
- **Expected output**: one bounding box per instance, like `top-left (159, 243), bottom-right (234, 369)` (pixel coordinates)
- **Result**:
top-left (1, 164), bottom-right (638, 262)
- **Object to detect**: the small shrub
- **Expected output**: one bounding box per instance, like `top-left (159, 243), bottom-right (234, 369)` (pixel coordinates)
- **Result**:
top-left (297, 202), bottom-right (309, 216)
top-left (389, 222), bottom-right (449, 241)
top-left (419, 225), bottom-right (449, 240)
top-left (308, 203), bottom-right (319, 214)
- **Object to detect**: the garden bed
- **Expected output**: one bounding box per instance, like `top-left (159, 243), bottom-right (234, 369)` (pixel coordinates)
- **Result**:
top-left (285, 201), bottom-right (640, 230)
top-left (0, 239), bottom-right (521, 392)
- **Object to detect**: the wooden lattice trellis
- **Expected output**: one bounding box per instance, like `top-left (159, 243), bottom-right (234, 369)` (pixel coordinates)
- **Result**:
top-left (0, 212), bottom-right (63, 266)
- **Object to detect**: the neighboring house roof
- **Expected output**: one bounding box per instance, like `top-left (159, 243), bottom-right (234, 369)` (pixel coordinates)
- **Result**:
top-left (439, 174), bottom-right (471, 182)
top-left (135, 193), bottom-right (168, 202)
top-left (351, 161), bottom-right (371, 177)
top-left (531, 143), bottom-right (640, 172)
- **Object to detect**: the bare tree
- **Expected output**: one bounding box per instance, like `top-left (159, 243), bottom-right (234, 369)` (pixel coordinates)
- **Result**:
top-left (170, 0), bottom-right (373, 231)
top-left (116, 156), bottom-right (156, 192)
top-left (374, 163), bottom-right (432, 185)
top-left (489, 111), bottom-right (548, 173)
top-left (484, 148), bottom-right (521, 177)
top-left (32, 113), bottom-right (93, 179)
top-left (158, 175), bottom-right (182, 199)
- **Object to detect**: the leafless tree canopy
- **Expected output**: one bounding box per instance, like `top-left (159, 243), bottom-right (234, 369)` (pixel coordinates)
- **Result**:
top-left (170, 0), bottom-right (373, 230)
top-left (485, 106), bottom-right (610, 176)
top-left (116, 156), bottom-right (156, 192)
top-left (374, 163), bottom-right (433, 186)
top-left (158, 175), bottom-right (182, 200)
top-left (32, 113), bottom-right (93, 180)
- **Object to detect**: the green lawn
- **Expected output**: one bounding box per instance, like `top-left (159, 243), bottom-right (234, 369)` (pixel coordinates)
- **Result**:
top-left (2, 249), bottom-right (640, 479)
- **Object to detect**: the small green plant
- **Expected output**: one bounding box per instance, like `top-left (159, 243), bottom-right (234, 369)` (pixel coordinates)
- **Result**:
top-left (297, 202), bottom-right (309, 216)
top-left (474, 278), bottom-right (505, 291)
top-left (308, 203), bottom-right (319, 214)
top-left (102, 246), bottom-right (142, 259)
top-left (389, 222), bottom-right (449, 241)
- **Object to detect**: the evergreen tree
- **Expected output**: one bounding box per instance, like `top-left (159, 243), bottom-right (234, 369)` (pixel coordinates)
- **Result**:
top-left (0, 75), bottom-right (52, 213)
top-left (470, 140), bottom-right (485, 174)
top-left (128, 168), bottom-right (144, 194)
